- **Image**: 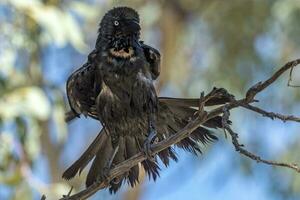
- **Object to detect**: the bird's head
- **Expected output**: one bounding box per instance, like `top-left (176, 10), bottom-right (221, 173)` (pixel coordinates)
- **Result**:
top-left (96, 7), bottom-right (141, 53)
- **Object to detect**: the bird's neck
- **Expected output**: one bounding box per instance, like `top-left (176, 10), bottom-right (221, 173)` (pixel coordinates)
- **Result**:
top-left (109, 47), bottom-right (135, 59)
top-left (96, 33), bottom-right (140, 51)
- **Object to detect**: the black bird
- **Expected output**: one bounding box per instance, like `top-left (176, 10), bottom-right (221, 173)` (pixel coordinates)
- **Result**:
top-left (63, 7), bottom-right (230, 193)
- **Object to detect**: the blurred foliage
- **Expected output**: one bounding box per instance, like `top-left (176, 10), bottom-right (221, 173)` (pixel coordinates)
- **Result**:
top-left (0, 0), bottom-right (299, 200)
top-left (0, 0), bottom-right (97, 199)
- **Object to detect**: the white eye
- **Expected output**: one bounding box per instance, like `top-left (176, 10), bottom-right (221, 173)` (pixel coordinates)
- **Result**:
top-left (114, 20), bottom-right (119, 26)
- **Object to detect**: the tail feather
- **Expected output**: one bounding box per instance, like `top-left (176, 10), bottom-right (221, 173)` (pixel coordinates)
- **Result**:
top-left (158, 98), bottom-right (224, 156)
top-left (125, 136), bottom-right (140, 187)
top-left (62, 129), bottom-right (107, 180)
top-left (109, 178), bottom-right (125, 193)
top-left (127, 165), bottom-right (139, 187)
top-left (86, 135), bottom-right (113, 187)
top-left (176, 137), bottom-right (201, 154)
top-left (158, 94), bottom-right (231, 107)
top-left (135, 136), bottom-right (161, 182)
top-left (204, 116), bottom-right (230, 128)
top-left (141, 159), bottom-right (160, 181)
top-left (166, 105), bottom-right (194, 119)
top-left (112, 136), bottom-right (126, 166)
top-left (107, 136), bottom-right (126, 192)
top-left (158, 147), bottom-right (178, 167)
top-left (109, 136), bottom-right (161, 192)
top-left (190, 127), bottom-right (218, 144)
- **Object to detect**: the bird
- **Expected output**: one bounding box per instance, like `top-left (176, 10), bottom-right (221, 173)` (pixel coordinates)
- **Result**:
top-left (62, 6), bottom-right (231, 193)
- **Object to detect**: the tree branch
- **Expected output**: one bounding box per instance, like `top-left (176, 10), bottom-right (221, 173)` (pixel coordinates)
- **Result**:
top-left (240, 103), bottom-right (300, 123)
top-left (221, 104), bottom-right (300, 172)
top-left (225, 124), bottom-right (300, 172)
top-left (58, 58), bottom-right (300, 200)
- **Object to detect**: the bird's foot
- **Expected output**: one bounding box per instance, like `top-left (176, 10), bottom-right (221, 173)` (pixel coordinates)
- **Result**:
top-left (143, 130), bottom-right (157, 162)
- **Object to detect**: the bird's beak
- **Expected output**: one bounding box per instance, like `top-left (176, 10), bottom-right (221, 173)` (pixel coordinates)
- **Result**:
top-left (123, 19), bottom-right (141, 34)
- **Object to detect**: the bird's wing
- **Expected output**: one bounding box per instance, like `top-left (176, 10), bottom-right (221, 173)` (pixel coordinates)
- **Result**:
top-left (140, 42), bottom-right (161, 80)
top-left (156, 96), bottom-right (232, 166)
top-left (158, 87), bottom-right (234, 107)
top-left (158, 96), bottom-right (232, 107)
top-left (66, 50), bottom-right (101, 120)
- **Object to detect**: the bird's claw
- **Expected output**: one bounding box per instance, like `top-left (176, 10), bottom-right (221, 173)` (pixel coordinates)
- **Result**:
top-left (143, 130), bottom-right (157, 162)
top-left (143, 141), bottom-right (154, 161)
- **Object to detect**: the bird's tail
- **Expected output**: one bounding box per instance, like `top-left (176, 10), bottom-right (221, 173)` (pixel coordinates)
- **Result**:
top-left (62, 129), bottom-right (161, 193)
top-left (86, 134), bottom-right (161, 193)
top-left (62, 129), bottom-right (107, 180)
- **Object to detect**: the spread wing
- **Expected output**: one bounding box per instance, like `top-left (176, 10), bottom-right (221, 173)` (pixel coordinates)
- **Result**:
top-left (66, 50), bottom-right (102, 120)
top-left (140, 42), bottom-right (161, 80)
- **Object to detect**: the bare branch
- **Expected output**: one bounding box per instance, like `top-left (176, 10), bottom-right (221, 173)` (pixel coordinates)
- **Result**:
top-left (240, 103), bottom-right (300, 123)
top-left (222, 105), bottom-right (300, 172)
top-left (245, 59), bottom-right (300, 101)
top-left (60, 59), bottom-right (300, 200)
top-left (225, 125), bottom-right (300, 172)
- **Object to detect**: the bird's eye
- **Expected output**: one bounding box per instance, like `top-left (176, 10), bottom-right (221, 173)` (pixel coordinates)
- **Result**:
top-left (114, 20), bottom-right (119, 26)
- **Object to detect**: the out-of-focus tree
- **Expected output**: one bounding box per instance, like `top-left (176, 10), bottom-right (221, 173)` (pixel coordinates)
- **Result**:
top-left (0, 0), bottom-right (300, 200)
top-left (0, 0), bottom-right (99, 199)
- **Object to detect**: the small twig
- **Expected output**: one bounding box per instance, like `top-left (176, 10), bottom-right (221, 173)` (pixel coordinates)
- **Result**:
top-left (198, 92), bottom-right (205, 112)
top-left (221, 105), bottom-right (230, 139)
top-left (198, 92), bottom-right (207, 119)
top-left (240, 103), bottom-right (300, 123)
top-left (224, 125), bottom-right (300, 172)
top-left (246, 59), bottom-right (300, 101)
top-left (221, 105), bottom-right (300, 172)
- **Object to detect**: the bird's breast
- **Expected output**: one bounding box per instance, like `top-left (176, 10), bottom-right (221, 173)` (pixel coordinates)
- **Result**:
top-left (98, 68), bottom-right (157, 124)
